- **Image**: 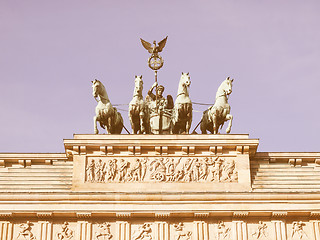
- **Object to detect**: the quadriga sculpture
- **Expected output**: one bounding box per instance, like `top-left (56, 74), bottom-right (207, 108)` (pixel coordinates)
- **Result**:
top-left (200, 77), bottom-right (234, 134)
top-left (172, 72), bottom-right (192, 134)
top-left (128, 75), bottom-right (148, 134)
top-left (92, 79), bottom-right (123, 134)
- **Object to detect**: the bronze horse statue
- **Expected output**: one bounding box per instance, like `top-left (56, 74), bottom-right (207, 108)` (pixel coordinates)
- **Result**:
top-left (92, 79), bottom-right (123, 134)
top-left (200, 77), bottom-right (234, 134)
top-left (128, 75), bottom-right (148, 134)
top-left (172, 72), bottom-right (192, 134)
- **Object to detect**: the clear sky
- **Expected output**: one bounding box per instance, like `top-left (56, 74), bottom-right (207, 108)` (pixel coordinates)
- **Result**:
top-left (0, 0), bottom-right (319, 153)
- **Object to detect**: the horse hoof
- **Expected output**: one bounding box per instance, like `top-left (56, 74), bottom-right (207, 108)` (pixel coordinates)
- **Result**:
top-left (94, 130), bottom-right (99, 134)
top-left (226, 128), bottom-right (231, 134)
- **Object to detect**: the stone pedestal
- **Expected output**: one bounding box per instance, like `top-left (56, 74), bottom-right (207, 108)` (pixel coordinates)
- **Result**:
top-left (66, 134), bottom-right (258, 193)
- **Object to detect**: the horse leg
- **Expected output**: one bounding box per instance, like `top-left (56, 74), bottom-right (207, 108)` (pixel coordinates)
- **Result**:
top-left (129, 108), bottom-right (136, 134)
top-left (106, 117), bottom-right (112, 134)
top-left (139, 111), bottom-right (145, 134)
top-left (212, 115), bottom-right (218, 134)
top-left (185, 104), bottom-right (192, 134)
top-left (93, 116), bottom-right (99, 134)
top-left (225, 114), bottom-right (233, 134)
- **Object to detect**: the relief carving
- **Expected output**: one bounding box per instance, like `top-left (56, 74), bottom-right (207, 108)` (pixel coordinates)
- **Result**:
top-left (85, 157), bottom-right (238, 183)
top-left (216, 221), bottom-right (230, 240)
top-left (95, 222), bottom-right (112, 240)
top-left (173, 223), bottom-right (192, 240)
top-left (291, 221), bottom-right (309, 240)
top-left (252, 221), bottom-right (267, 239)
top-left (57, 222), bottom-right (74, 240)
top-left (132, 223), bottom-right (152, 240)
top-left (16, 221), bottom-right (36, 240)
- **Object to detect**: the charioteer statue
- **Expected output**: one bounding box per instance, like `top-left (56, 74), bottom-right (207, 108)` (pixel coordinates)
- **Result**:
top-left (146, 82), bottom-right (174, 134)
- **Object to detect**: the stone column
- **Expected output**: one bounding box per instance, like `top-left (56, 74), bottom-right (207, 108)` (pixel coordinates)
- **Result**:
top-left (77, 221), bottom-right (92, 240)
top-left (272, 220), bottom-right (287, 240)
top-left (154, 222), bottom-right (169, 240)
top-left (39, 221), bottom-right (52, 240)
top-left (116, 221), bottom-right (131, 240)
top-left (232, 221), bottom-right (248, 240)
top-left (0, 221), bottom-right (13, 240)
top-left (311, 221), bottom-right (320, 240)
top-left (193, 221), bottom-right (208, 240)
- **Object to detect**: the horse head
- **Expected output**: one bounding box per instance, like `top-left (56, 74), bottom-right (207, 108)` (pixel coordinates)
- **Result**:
top-left (133, 75), bottom-right (143, 97)
top-left (180, 72), bottom-right (191, 87)
top-left (91, 79), bottom-right (109, 102)
top-left (178, 72), bottom-right (191, 96)
top-left (216, 77), bottom-right (233, 99)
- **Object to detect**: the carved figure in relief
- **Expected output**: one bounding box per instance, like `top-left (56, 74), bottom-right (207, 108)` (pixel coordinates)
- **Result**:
top-left (292, 221), bottom-right (309, 240)
top-left (105, 159), bottom-right (117, 181)
top-left (172, 72), bottom-right (192, 134)
top-left (211, 158), bottom-right (222, 181)
top-left (96, 159), bottom-right (105, 182)
top-left (57, 222), bottom-right (74, 240)
top-left (220, 159), bottom-right (237, 182)
top-left (119, 159), bottom-right (130, 182)
top-left (149, 157), bottom-right (167, 182)
top-left (132, 223), bottom-right (152, 240)
top-left (86, 159), bottom-right (96, 182)
top-left (192, 158), bottom-right (201, 181)
top-left (173, 223), bottom-right (192, 240)
top-left (95, 222), bottom-right (112, 240)
top-left (16, 221), bottom-right (36, 240)
top-left (252, 221), bottom-right (267, 239)
top-left (92, 79), bottom-right (123, 134)
top-left (200, 77), bottom-right (234, 134)
top-left (166, 158), bottom-right (181, 182)
top-left (183, 158), bottom-right (194, 182)
top-left (129, 158), bottom-right (146, 182)
top-left (217, 221), bottom-right (230, 240)
top-left (129, 75), bottom-right (148, 134)
top-left (199, 157), bottom-right (215, 180)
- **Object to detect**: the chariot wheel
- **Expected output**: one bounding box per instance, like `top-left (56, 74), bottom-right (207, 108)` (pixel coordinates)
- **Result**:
top-left (154, 172), bottom-right (165, 182)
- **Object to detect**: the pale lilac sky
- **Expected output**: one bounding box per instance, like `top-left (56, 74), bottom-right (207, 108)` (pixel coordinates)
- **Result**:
top-left (0, 1), bottom-right (319, 153)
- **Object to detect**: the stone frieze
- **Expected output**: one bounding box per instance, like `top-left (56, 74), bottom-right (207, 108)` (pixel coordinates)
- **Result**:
top-left (84, 157), bottom-right (238, 183)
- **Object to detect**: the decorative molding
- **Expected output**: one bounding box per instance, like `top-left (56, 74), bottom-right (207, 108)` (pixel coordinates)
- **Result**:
top-left (128, 146), bottom-right (134, 155)
top-left (216, 146), bottom-right (223, 155)
top-left (0, 159), bottom-right (5, 167)
top-left (310, 211), bottom-right (320, 217)
top-left (0, 212), bottom-right (13, 218)
top-left (155, 212), bottom-right (170, 218)
top-left (72, 146), bottom-right (79, 155)
top-left (45, 159), bottom-right (52, 165)
top-left (36, 212), bottom-right (53, 219)
top-left (194, 212), bottom-right (209, 218)
top-left (76, 212), bottom-right (92, 219)
top-left (233, 211), bottom-right (249, 218)
top-left (272, 211), bottom-right (288, 218)
top-left (162, 146), bottom-right (168, 155)
top-left (107, 146), bottom-right (113, 155)
top-left (116, 213), bottom-right (131, 218)
top-left (100, 146), bottom-right (106, 155)
top-left (80, 146), bottom-right (86, 155)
